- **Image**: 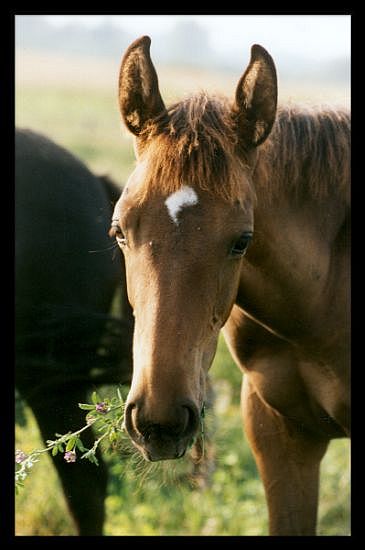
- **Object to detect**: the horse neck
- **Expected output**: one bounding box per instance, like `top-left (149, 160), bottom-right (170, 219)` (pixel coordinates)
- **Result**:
top-left (235, 145), bottom-right (349, 346)
top-left (249, 104), bottom-right (350, 244)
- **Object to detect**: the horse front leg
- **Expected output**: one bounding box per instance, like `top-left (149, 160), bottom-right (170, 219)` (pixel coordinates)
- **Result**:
top-left (241, 376), bottom-right (329, 536)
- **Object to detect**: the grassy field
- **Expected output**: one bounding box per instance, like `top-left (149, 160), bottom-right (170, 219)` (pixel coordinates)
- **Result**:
top-left (15, 49), bottom-right (350, 536)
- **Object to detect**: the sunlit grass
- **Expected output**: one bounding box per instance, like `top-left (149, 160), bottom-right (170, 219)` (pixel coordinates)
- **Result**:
top-left (318, 440), bottom-right (351, 536)
top-left (16, 86), bottom-right (134, 186)
top-left (15, 407), bottom-right (76, 536)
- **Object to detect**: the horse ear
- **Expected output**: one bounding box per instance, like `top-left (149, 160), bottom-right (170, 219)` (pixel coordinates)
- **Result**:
top-left (233, 44), bottom-right (277, 149)
top-left (119, 36), bottom-right (166, 136)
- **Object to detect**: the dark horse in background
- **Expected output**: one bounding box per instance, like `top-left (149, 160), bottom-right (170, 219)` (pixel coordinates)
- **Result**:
top-left (111, 37), bottom-right (350, 535)
top-left (15, 129), bottom-right (133, 535)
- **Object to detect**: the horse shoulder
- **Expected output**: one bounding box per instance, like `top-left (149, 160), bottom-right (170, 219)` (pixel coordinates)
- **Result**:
top-left (223, 305), bottom-right (349, 437)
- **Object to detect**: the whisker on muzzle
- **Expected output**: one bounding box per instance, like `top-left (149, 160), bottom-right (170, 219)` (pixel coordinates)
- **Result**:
top-left (88, 242), bottom-right (119, 254)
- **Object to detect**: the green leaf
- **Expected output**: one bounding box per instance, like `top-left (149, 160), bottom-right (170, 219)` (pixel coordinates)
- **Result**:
top-left (89, 454), bottom-right (99, 466)
top-left (117, 387), bottom-right (124, 405)
top-left (81, 450), bottom-right (99, 466)
top-left (78, 403), bottom-right (95, 410)
top-left (75, 438), bottom-right (87, 452)
top-left (91, 391), bottom-right (101, 405)
top-left (109, 430), bottom-right (117, 443)
top-left (57, 443), bottom-right (64, 453)
top-left (51, 446), bottom-right (58, 457)
top-left (66, 437), bottom-right (76, 452)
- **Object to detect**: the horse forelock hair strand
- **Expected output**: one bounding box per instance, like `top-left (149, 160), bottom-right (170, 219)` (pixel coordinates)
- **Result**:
top-left (136, 92), bottom-right (253, 203)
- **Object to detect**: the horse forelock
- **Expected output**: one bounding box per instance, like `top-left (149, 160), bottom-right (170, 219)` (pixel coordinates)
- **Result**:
top-left (135, 92), bottom-right (253, 203)
top-left (131, 94), bottom-right (350, 209)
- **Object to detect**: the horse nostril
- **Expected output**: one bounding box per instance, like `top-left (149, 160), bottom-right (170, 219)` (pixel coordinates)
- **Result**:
top-left (124, 402), bottom-right (139, 438)
top-left (176, 448), bottom-right (186, 459)
top-left (181, 401), bottom-right (200, 437)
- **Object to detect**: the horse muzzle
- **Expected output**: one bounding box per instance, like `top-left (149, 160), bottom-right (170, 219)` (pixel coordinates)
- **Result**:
top-left (124, 399), bottom-right (200, 461)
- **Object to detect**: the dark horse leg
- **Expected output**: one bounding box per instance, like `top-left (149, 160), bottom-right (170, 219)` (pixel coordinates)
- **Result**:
top-left (241, 377), bottom-right (329, 535)
top-left (19, 381), bottom-right (107, 536)
top-left (15, 129), bottom-right (129, 535)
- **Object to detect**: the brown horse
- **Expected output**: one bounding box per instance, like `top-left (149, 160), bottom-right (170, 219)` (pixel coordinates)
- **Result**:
top-left (110, 36), bottom-right (350, 535)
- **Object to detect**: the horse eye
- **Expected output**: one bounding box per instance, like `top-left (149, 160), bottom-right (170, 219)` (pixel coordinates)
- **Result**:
top-left (230, 232), bottom-right (253, 257)
top-left (109, 222), bottom-right (127, 245)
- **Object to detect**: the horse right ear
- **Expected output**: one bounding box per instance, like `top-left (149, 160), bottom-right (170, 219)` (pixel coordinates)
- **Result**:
top-left (233, 44), bottom-right (277, 149)
top-left (119, 36), bottom-right (166, 136)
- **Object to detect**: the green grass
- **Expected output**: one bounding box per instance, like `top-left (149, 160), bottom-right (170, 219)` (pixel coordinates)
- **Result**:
top-left (16, 86), bottom-right (135, 186)
top-left (15, 51), bottom-right (350, 536)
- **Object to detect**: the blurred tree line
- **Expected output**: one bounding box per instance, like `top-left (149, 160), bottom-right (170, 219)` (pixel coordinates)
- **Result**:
top-left (16, 18), bottom-right (215, 67)
top-left (16, 16), bottom-right (349, 84)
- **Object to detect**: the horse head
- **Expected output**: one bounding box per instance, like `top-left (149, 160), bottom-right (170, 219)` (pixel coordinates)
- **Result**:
top-left (111, 36), bottom-right (277, 461)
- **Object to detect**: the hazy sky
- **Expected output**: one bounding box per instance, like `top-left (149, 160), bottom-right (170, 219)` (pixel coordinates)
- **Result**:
top-left (44, 14), bottom-right (350, 62)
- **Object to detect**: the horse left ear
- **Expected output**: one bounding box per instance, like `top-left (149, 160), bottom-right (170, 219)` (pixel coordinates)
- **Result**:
top-left (119, 35), bottom-right (166, 136)
top-left (233, 44), bottom-right (277, 149)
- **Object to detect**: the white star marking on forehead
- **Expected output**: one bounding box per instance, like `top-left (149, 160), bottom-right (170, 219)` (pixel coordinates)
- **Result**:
top-left (165, 186), bottom-right (199, 225)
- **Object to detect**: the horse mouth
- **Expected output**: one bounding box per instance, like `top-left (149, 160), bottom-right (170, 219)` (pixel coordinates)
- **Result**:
top-left (131, 437), bottom-right (189, 462)
top-left (144, 447), bottom-right (187, 462)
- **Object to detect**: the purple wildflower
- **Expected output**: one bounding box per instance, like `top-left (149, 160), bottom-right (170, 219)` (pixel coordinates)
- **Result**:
top-left (64, 450), bottom-right (77, 463)
top-left (95, 402), bottom-right (109, 414)
top-left (15, 449), bottom-right (28, 464)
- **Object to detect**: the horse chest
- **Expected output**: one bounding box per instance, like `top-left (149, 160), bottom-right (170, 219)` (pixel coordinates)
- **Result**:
top-left (244, 352), bottom-right (349, 438)
top-left (298, 359), bottom-right (350, 435)
top-left (224, 302), bottom-right (349, 437)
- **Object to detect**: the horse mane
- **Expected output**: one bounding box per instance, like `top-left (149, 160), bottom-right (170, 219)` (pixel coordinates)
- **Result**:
top-left (137, 92), bottom-right (253, 203)
top-left (136, 92), bottom-right (350, 206)
top-left (255, 104), bottom-right (350, 205)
